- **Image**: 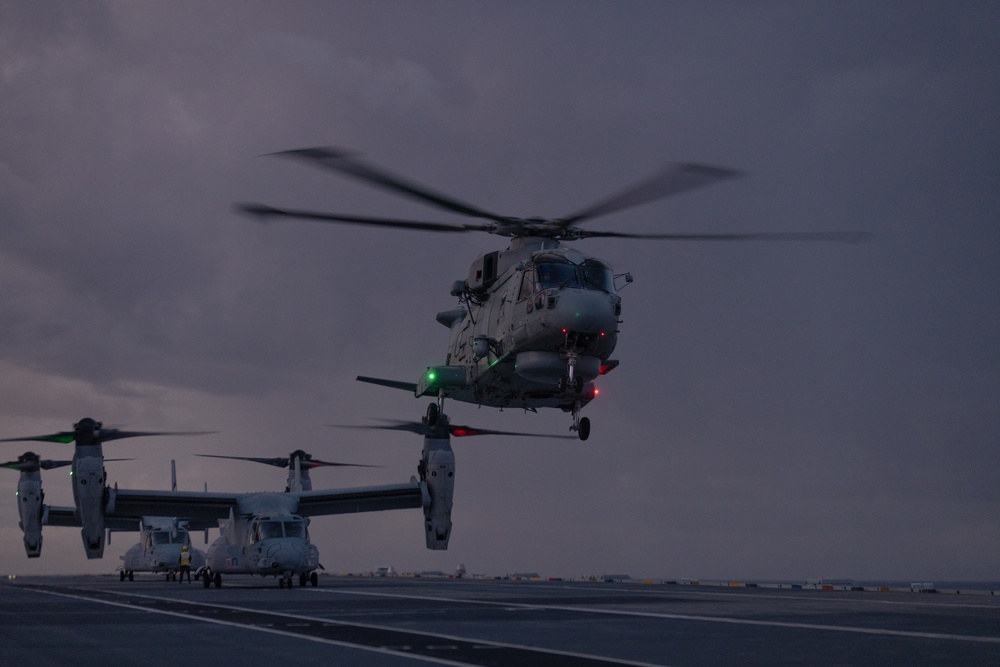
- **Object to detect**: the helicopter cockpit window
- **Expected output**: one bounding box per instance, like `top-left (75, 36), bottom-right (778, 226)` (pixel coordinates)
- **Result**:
top-left (581, 259), bottom-right (615, 293)
top-left (283, 520), bottom-right (306, 539)
top-left (536, 262), bottom-right (580, 289)
top-left (152, 531), bottom-right (171, 545)
top-left (518, 268), bottom-right (536, 300)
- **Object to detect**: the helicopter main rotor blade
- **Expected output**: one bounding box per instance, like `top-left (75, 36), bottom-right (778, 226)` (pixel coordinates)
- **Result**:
top-left (271, 148), bottom-right (513, 225)
top-left (560, 162), bottom-right (743, 227)
top-left (237, 204), bottom-right (495, 234)
top-left (579, 229), bottom-right (872, 243)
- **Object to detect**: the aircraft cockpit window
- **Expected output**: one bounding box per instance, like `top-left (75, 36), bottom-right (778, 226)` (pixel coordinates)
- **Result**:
top-left (152, 532), bottom-right (171, 545)
top-left (283, 521), bottom-right (306, 538)
top-left (582, 259), bottom-right (615, 293)
top-left (258, 521), bottom-right (283, 540)
top-left (518, 268), bottom-right (536, 300)
top-left (536, 262), bottom-right (580, 289)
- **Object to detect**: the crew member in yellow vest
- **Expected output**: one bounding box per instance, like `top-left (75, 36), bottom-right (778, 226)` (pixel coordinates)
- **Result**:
top-left (178, 545), bottom-right (192, 583)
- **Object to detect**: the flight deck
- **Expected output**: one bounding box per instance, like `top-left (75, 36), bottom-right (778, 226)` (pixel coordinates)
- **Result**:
top-left (2, 575), bottom-right (998, 666)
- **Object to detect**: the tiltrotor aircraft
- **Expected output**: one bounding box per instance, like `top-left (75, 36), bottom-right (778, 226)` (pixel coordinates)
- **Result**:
top-left (2, 451), bottom-right (74, 557)
top-left (2, 449), bottom-right (209, 581)
top-left (115, 517), bottom-right (208, 581)
top-left (113, 462), bottom-right (208, 581)
top-left (240, 148), bottom-right (866, 440)
top-left (0, 418), bottom-right (213, 558)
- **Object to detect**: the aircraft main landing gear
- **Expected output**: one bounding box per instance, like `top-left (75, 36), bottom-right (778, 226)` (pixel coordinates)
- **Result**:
top-left (570, 401), bottom-right (591, 441)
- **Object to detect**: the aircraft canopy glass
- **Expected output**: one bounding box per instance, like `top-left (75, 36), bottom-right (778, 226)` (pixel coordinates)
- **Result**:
top-left (283, 521), bottom-right (306, 538)
top-left (151, 530), bottom-right (186, 545)
top-left (532, 257), bottom-right (615, 293)
top-left (255, 518), bottom-right (307, 541)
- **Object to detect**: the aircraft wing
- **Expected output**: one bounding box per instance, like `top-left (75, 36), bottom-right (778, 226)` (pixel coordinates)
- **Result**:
top-left (43, 505), bottom-right (139, 531)
top-left (356, 376), bottom-right (418, 393)
top-left (108, 489), bottom-right (241, 522)
top-left (295, 481), bottom-right (426, 517)
top-left (42, 505), bottom-right (80, 527)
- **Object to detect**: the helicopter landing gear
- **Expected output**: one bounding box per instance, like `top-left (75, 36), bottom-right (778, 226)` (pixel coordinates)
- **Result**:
top-left (425, 402), bottom-right (439, 427)
top-left (425, 389), bottom-right (446, 428)
top-left (569, 401), bottom-right (591, 441)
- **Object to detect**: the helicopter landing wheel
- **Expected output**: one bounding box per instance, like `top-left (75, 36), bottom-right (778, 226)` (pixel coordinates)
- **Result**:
top-left (120, 570), bottom-right (125, 582)
top-left (310, 571), bottom-right (318, 587)
top-left (425, 402), bottom-right (439, 427)
top-left (569, 402), bottom-right (591, 441)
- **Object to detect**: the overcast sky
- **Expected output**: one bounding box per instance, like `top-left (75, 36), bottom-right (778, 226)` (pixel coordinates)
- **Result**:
top-left (2, 1), bottom-right (998, 582)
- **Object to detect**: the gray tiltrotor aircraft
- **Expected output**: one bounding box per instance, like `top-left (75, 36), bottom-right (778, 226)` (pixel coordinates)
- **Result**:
top-left (240, 148), bottom-right (866, 440)
top-left (2, 451), bottom-right (73, 558)
top-left (116, 517), bottom-right (208, 581)
top-left (1, 418), bottom-right (212, 558)
top-left (3, 416), bottom-right (560, 578)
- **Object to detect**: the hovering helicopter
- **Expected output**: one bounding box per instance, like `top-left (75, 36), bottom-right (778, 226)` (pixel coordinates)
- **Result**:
top-left (0, 418), bottom-right (215, 558)
top-left (240, 148), bottom-right (867, 440)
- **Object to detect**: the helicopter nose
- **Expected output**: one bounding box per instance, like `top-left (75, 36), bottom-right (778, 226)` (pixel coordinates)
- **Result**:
top-left (550, 290), bottom-right (618, 334)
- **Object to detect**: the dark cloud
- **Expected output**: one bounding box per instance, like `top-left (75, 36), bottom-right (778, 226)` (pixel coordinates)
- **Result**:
top-left (1, 1), bottom-right (998, 581)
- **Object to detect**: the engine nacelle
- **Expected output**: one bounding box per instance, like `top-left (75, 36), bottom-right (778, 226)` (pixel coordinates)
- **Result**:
top-left (72, 453), bottom-right (108, 559)
top-left (17, 476), bottom-right (44, 558)
top-left (421, 438), bottom-right (454, 550)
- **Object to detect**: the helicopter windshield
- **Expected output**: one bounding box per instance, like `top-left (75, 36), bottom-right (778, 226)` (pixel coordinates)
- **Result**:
top-left (536, 262), bottom-right (580, 289)
top-left (534, 259), bottom-right (615, 293)
top-left (581, 259), bottom-right (615, 292)
top-left (151, 532), bottom-right (172, 545)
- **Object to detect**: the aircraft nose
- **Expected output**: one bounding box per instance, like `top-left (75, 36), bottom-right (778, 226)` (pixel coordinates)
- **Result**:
top-left (551, 290), bottom-right (618, 333)
top-left (267, 540), bottom-right (309, 569)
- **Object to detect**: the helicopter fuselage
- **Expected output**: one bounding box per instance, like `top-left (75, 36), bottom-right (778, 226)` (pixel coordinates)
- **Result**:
top-left (425, 238), bottom-right (621, 418)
